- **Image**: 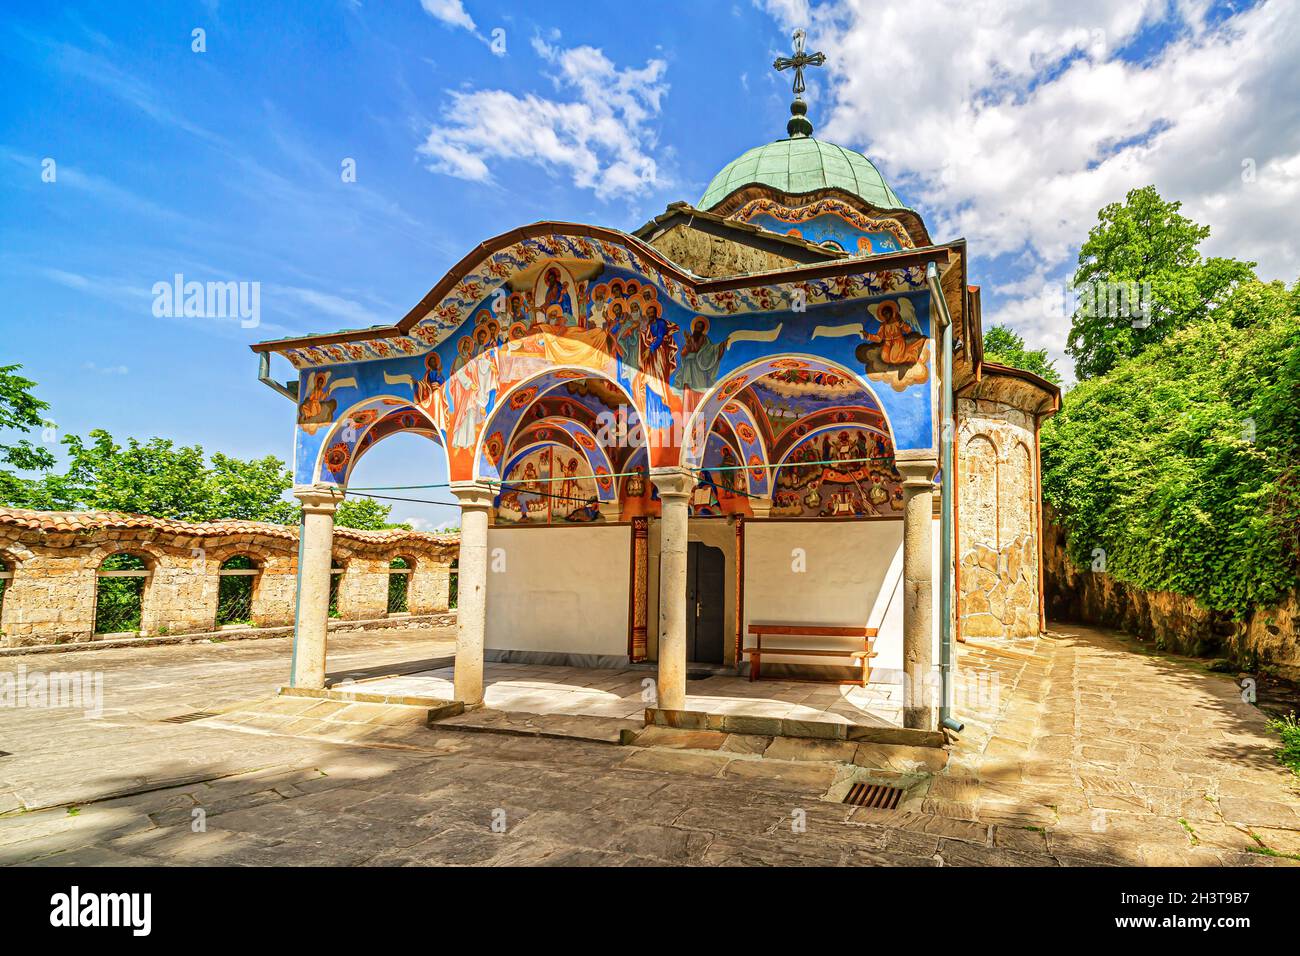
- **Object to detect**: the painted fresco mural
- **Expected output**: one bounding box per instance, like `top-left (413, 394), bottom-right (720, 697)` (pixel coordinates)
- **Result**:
top-left (732, 198), bottom-right (914, 256)
top-left (771, 426), bottom-right (902, 518)
top-left (493, 444), bottom-right (605, 525)
top-left (285, 229), bottom-right (937, 515)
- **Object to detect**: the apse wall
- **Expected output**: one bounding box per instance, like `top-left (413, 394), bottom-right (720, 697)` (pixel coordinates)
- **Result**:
top-left (484, 524), bottom-right (631, 665)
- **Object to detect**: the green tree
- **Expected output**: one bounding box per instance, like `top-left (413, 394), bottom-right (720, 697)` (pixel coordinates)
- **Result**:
top-left (1066, 186), bottom-right (1256, 378)
top-left (1042, 278), bottom-right (1300, 619)
top-left (206, 452), bottom-right (297, 523)
top-left (0, 365), bottom-right (56, 506)
top-left (1, 425), bottom-right (299, 524)
top-left (982, 325), bottom-right (1062, 385)
top-left (334, 496), bottom-right (411, 531)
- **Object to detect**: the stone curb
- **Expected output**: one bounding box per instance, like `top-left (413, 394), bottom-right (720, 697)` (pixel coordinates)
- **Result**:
top-left (277, 685), bottom-right (464, 715)
top-left (644, 706), bottom-right (947, 747)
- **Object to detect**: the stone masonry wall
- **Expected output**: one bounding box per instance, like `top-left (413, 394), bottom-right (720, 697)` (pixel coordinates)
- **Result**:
top-left (643, 224), bottom-right (809, 279)
top-left (956, 395), bottom-right (1043, 639)
top-left (0, 509), bottom-right (459, 648)
top-left (1042, 505), bottom-right (1300, 680)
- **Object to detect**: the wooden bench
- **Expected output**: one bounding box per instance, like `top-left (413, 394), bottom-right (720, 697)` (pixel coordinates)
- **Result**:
top-left (743, 624), bottom-right (878, 686)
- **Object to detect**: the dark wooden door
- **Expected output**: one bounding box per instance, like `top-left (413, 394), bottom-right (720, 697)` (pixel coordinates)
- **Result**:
top-left (686, 542), bottom-right (725, 664)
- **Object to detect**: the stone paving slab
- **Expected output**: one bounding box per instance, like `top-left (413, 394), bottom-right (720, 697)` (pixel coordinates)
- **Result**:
top-left (3, 623), bottom-right (1299, 866)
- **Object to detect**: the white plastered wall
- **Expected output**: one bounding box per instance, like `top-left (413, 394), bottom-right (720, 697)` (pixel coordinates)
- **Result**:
top-left (741, 517), bottom-right (941, 679)
top-left (485, 525), bottom-right (630, 661)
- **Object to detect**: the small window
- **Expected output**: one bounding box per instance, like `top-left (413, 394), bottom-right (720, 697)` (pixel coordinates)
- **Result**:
top-left (216, 555), bottom-right (260, 627)
top-left (329, 559), bottom-right (345, 618)
top-left (449, 558), bottom-right (458, 610)
top-left (95, 553), bottom-right (151, 634)
top-left (387, 556), bottom-right (412, 614)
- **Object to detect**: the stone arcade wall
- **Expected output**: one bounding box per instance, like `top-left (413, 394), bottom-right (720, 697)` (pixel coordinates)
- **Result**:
top-left (955, 392), bottom-right (1045, 639)
top-left (1042, 506), bottom-right (1300, 681)
top-left (0, 508), bottom-right (458, 647)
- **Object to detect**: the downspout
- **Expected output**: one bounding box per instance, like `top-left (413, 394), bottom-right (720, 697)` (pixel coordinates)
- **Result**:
top-left (258, 351), bottom-right (299, 402)
top-left (926, 261), bottom-right (964, 734)
top-left (261, 349), bottom-right (301, 684)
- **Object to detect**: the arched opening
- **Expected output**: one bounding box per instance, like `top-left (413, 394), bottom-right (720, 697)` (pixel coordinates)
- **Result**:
top-left (334, 419), bottom-right (459, 537)
top-left (387, 555), bottom-right (414, 615)
top-left (328, 558), bottom-right (345, 618)
top-left (683, 355), bottom-right (901, 520)
top-left (0, 555), bottom-right (12, 626)
top-left (312, 395), bottom-right (446, 487)
top-left (95, 552), bottom-right (152, 635)
top-left (216, 555), bottom-right (261, 627)
top-left (477, 369), bottom-right (647, 525)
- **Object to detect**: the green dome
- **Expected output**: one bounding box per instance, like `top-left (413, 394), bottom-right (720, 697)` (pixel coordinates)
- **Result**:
top-left (698, 136), bottom-right (907, 212)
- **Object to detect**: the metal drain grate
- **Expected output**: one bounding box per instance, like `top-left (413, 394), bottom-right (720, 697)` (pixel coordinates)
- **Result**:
top-left (160, 711), bottom-right (217, 724)
top-left (843, 782), bottom-right (904, 809)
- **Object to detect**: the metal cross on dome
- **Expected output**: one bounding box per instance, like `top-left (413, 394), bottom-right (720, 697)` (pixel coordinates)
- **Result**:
top-left (773, 29), bottom-right (826, 99)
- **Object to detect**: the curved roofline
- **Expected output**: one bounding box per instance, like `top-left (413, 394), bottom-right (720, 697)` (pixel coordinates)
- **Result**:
top-left (250, 220), bottom-right (958, 356)
top-left (967, 361), bottom-right (1062, 416)
top-left (706, 184), bottom-right (933, 248)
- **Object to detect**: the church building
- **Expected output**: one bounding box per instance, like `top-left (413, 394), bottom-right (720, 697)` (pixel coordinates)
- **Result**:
top-left (251, 34), bottom-right (1058, 732)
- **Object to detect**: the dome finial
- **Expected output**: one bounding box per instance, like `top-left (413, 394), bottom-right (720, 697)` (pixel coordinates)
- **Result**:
top-left (773, 28), bottom-right (826, 139)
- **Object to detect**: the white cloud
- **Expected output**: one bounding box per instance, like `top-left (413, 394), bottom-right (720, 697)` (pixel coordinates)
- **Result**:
top-left (419, 0), bottom-right (476, 33)
top-left (769, 0), bottom-right (1300, 377)
top-left (417, 36), bottom-right (669, 200)
top-left (272, 285), bottom-right (382, 328)
top-left (754, 0), bottom-right (811, 28)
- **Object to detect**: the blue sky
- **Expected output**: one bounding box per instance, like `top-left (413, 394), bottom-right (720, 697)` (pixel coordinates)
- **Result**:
top-left (3, 1), bottom-right (1297, 529)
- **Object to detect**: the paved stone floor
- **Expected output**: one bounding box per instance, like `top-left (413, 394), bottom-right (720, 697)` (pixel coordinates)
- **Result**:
top-left (0, 623), bottom-right (1297, 866)
top-left (346, 661), bottom-right (902, 726)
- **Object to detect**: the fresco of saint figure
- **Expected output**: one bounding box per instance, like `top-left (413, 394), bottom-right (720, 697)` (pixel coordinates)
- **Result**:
top-left (636, 301), bottom-right (679, 409)
top-left (865, 300), bottom-right (925, 365)
top-left (449, 350), bottom-right (498, 451)
top-left (676, 316), bottom-right (727, 409)
top-left (297, 372), bottom-right (337, 433)
top-left (564, 496), bottom-right (602, 523)
top-left (521, 460), bottom-right (541, 493)
top-left (625, 465), bottom-right (646, 499)
top-left (559, 456), bottom-right (582, 503)
top-left (691, 471), bottom-right (722, 515)
top-left (414, 353), bottom-right (448, 434)
top-left (539, 266), bottom-right (573, 324)
top-left (718, 444), bottom-right (742, 496)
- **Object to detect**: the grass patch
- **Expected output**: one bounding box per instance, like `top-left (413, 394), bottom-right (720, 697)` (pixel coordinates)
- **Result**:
top-left (1177, 818), bottom-right (1199, 845)
top-left (1245, 845), bottom-right (1300, 862)
top-left (1268, 712), bottom-right (1300, 776)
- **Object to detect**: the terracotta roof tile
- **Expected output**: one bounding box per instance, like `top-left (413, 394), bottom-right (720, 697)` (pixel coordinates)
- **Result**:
top-left (0, 508), bottom-right (459, 545)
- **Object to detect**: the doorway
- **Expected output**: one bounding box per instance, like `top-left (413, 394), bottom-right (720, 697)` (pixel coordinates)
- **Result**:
top-left (686, 542), bottom-right (725, 664)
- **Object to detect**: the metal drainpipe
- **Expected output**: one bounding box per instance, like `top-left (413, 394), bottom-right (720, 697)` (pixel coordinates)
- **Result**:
top-left (258, 351), bottom-right (299, 402)
top-left (926, 261), bottom-right (964, 734)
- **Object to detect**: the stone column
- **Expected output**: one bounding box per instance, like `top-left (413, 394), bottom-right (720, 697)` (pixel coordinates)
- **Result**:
top-left (450, 482), bottom-right (494, 708)
top-left (650, 469), bottom-right (694, 711)
top-left (898, 459), bottom-right (937, 730)
top-left (290, 484), bottom-right (344, 689)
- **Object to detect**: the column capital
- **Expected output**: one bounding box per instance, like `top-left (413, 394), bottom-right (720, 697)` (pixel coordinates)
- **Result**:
top-left (293, 484), bottom-right (345, 514)
top-left (648, 467), bottom-right (695, 499)
top-left (449, 480), bottom-right (496, 510)
top-left (895, 458), bottom-right (938, 488)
